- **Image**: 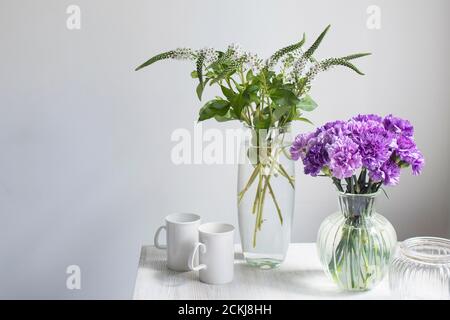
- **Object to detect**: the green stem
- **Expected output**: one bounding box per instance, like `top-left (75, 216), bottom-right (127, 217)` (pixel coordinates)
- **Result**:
top-left (257, 174), bottom-right (266, 231)
top-left (275, 162), bottom-right (295, 188)
top-left (257, 150), bottom-right (281, 227)
top-left (252, 170), bottom-right (263, 214)
top-left (366, 179), bottom-right (374, 194)
top-left (238, 164), bottom-right (260, 203)
top-left (372, 182), bottom-right (382, 193)
top-left (266, 179), bottom-right (283, 225)
top-left (358, 168), bottom-right (367, 192)
top-left (239, 68), bottom-right (245, 84)
top-left (252, 169), bottom-right (263, 247)
top-left (252, 145), bottom-right (284, 245)
top-left (246, 106), bottom-right (253, 127)
top-left (353, 175), bottom-right (360, 194)
top-left (332, 177), bottom-right (344, 192)
top-left (345, 177), bottom-right (354, 193)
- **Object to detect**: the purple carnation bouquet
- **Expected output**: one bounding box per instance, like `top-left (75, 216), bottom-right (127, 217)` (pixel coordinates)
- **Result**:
top-left (291, 114), bottom-right (424, 290)
top-left (290, 114), bottom-right (424, 194)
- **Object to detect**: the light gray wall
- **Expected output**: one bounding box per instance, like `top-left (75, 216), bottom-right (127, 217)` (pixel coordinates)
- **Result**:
top-left (0, 0), bottom-right (449, 299)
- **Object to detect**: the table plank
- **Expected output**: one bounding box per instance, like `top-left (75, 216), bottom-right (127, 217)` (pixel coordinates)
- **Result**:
top-left (133, 243), bottom-right (392, 300)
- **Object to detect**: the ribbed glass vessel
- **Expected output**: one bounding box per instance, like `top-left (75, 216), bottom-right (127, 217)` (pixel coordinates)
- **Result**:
top-left (317, 192), bottom-right (397, 291)
top-left (237, 125), bottom-right (295, 269)
top-left (389, 237), bottom-right (450, 300)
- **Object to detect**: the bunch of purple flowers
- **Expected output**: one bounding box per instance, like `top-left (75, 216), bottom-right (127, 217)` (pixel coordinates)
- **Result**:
top-left (290, 114), bottom-right (425, 194)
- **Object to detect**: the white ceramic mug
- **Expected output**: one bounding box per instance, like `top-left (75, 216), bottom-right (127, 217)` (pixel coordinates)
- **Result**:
top-left (188, 222), bottom-right (235, 285)
top-left (154, 213), bottom-right (201, 271)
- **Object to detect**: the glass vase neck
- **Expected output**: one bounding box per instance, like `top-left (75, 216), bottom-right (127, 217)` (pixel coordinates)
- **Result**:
top-left (242, 124), bottom-right (292, 141)
top-left (337, 192), bottom-right (379, 219)
top-left (242, 123), bottom-right (292, 150)
top-left (242, 123), bottom-right (292, 131)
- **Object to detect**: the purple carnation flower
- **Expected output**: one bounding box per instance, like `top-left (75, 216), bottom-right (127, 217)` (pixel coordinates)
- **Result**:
top-left (290, 131), bottom-right (329, 176)
top-left (383, 114), bottom-right (414, 137)
top-left (368, 168), bottom-right (384, 183)
top-left (290, 114), bottom-right (424, 187)
top-left (396, 136), bottom-right (417, 162)
top-left (411, 152), bottom-right (425, 175)
top-left (381, 159), bottom-right (401, 186)
top-left (290, 132), bottom-right (313, 161)
top-left (326, 136), bottom-right (362, 179)
top-left (395, 135), bottom-right (425, 175)
top-left (323, 120), bottom-right (349, 134)
top-left (353, 114), bottom-right (383, 123)
top-left (302, 139), bottom-right (330, 176)
top-left (347, 119), bottom-right (395, 172)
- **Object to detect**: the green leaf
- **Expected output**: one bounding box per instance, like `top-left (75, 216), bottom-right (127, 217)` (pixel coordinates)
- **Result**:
top-left (191, 70), bottom-right (198, 78)
top-left (209, 62), bottom-right (238, 85)
top-left (292, 117), bottom-right (314, 125)
top-left (305, 25), bottom-right (330, 59)
top-left (273, 105), bottom-right (291, 121)
top-left (198, 101), bottom-right (214, 121)
top-left (242, 84), bottom-right (259, 103)
top-left (135, 51), bottom-right (175, 71)
top-left (220, 86), bottom-right (236, 101)
top-left (398, 160), bottom-right (410, 168)
top-left (198, 99), bottom-right (230, 121)
top-left (196, 83), bottom-right (204, 100)
top-left (209, 100), bottom-right (229, 112)
top-left (253, 110), bottom-right (271, 129)
top-left (214, 109), bottom-right (236, 122)
top-left (246, 69), bottom-right (254, 82)
top-left (270, 88), bottom-right (300, 107)
top-left (296, 94), bottom-right (318, 111)
top-left (226, 84), bottom-right (259, 119)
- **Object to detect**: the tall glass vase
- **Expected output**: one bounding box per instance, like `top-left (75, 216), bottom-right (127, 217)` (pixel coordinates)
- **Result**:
top-left (237, 124), bottom-right (295, 269)
top-left (317, 192), bottom-right (397, 291)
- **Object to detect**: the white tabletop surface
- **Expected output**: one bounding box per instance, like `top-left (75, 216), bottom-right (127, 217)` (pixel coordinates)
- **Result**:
top-left (133, 243), bottom-right (392, 300)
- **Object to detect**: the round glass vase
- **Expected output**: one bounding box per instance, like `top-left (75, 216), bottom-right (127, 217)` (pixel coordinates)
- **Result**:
top-left (237, 124), bottom-right (295, 269)
top-left (317, 192), bottom-right (397, 291)
top-left (389, 237), bottom-right (450, 299)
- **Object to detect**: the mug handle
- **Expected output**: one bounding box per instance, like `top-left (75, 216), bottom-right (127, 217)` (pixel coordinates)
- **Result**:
top-left (188, 242), bottom-right (207, 271)
top-left (154, 226), bottom-right (167, 249)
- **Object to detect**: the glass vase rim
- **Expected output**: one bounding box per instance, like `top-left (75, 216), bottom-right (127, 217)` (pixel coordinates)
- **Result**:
top-left (242, 123), bottom-right (292, 130)
top-left (400, 237), bottom-right (450, 264)
top-left (336, 190), bottom-right (381, 198)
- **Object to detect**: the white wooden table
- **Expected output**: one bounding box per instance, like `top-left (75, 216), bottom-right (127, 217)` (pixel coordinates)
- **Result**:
top-left (133, 243), bottom-right (392, 300)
